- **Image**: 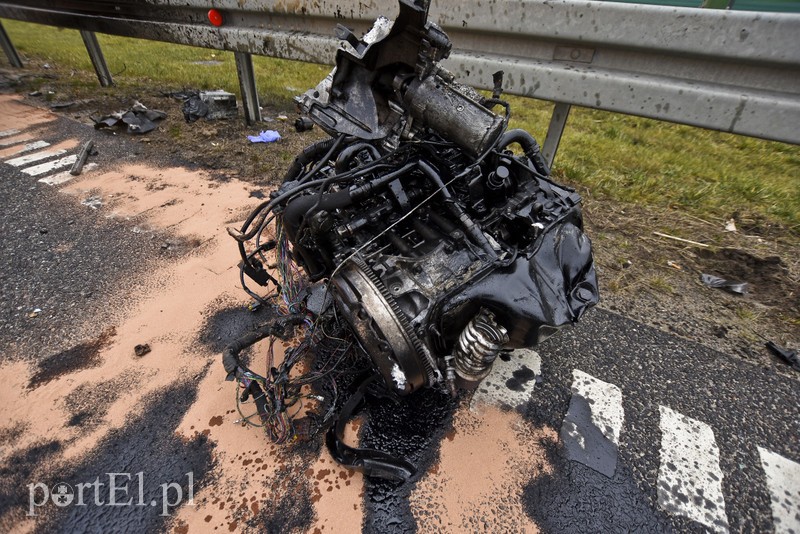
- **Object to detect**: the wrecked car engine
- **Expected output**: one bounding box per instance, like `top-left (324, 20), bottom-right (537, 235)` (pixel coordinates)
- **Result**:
top-left (223, 0), bottom-right (598, 478)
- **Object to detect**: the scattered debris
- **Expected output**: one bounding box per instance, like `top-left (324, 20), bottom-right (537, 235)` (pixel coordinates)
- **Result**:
top-left (724, 219), bottom-right (737, 232)
top-left (134, 344), bottom-right (152, 357)
top-left (622, 260), bottom-right (632, 269)
top-left (276, 114), bottom-right (288, 121)
top-left (247, 130), bottom-right (281, 143)
top-left (81, 196), bottom-right (103, 210)
top-left (667, 260), bottom-right (682, 271)
top-left (765, 341), bottom-right (799, 371)
top-left (28, 308), bottom-right (42, 318)
top-left (180, 93), bottom-right (208, 122)
top-left (199, 90), bottom-right (237, 120)
top-left (92, 101), bottom-right (166, 135)
top-left (50, 101), bottom-right (76, 110)
top-left (28, 90), bottom-right (42, 97)
top-left (294, 116), bottom-right (314, 132)
top-left (700, 273), bottom-right (748, 295)
top-left (70, 139), bottom-right (95, 176)
top-left (653, 231), bottom-right (710, 248)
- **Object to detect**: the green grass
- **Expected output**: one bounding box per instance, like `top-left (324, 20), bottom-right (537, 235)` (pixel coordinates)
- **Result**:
top-left (3, 19), bottom-right (799, 232)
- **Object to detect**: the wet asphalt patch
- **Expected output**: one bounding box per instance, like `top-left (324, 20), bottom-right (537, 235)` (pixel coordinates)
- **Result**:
top-left (37, 374), bottom-right (215, 533)
top-left (522, 437), bottom-right (675, 533)
top-left (360, 388), bottom-right (459, 534)
top-left (0, 439), bottom-right (64, 526)
top-left (63, 367), bottom-right (142, 431)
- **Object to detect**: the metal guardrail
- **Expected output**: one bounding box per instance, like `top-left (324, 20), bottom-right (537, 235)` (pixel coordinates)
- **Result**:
top-left (1, 0), bottom-right (799, 164)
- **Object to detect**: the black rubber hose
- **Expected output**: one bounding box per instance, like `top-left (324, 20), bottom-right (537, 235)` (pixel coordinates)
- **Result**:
top-left (283, 137), bottom-right (340, 183)
top-left (498, 128), bottom-right (550, 176)
top-left (417, 160), bottom-right (497, 259)
top-left (335, 142), bottom-right (382, 173)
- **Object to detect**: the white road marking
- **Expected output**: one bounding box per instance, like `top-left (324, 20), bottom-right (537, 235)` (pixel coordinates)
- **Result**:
top-left (0, 136), bottom-right (30, 147)
top-left (658, 406), bottom-right (729, 533)
top-left (6, 148), bottom-right (67, 167)
top-left (758, 447), bottom-right (800, 534)
top-left (570, 370), bottom-right (624, 446)
top-left (21, 155), bottom-right (78, 177)
top-left (470, 348), bottom-right (541, 410)
top-left (0, 129), bottom-right (21, 138)
top-left (1, 140), bottom-right (50, 157)
top-left (559, 370), bottom-right (625, 477)
top-left (38, 163), bottom-right (97, 186)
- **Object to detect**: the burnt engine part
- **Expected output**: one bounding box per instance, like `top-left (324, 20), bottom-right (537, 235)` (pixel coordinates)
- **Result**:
top-left (224, 0), bottom-right (599, 478)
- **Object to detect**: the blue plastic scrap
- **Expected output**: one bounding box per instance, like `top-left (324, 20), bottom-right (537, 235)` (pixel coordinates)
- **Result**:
top-left (247, 130), bottom-right (281, 143)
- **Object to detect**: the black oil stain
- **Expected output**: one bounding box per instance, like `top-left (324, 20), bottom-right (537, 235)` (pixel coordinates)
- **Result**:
top-left (27, 328), bottom-right (116, 390)
top-left (198, 302), bottom-right (278, 353)
top-left (361, 388), bottom-right (459, 533)
top-left (251, 455), bottom-right (316, 533)
top-left (505, 365), bottom-right (536, 392)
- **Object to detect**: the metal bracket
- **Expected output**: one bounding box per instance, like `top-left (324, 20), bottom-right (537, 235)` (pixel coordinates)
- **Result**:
top-left (542, 102), bottom-right (572, 168)
top-left (80, 30), bottom-right (113, 87)
top-left (234, 52), bottom-right (261, 125)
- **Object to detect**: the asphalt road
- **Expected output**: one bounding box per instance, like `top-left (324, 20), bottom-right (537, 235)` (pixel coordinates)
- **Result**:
top-left (1, 100), bottom-right (798, 533)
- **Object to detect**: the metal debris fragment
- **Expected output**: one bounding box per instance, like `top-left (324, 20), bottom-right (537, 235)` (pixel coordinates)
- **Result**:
top-left (700, 273), bottom-right (748, 295)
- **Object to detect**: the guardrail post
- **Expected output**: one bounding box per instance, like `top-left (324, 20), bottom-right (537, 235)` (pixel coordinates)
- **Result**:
top-left (234, 51), bottom-right (261, 125)
top-left (0, 21), bottom-right (23, 68)
top-left (79, 30), bottom-right (113, 87)
top-left (542, 102), bottom-right (572, 168)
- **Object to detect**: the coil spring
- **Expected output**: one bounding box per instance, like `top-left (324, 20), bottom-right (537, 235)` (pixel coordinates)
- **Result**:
top-left (453, 309), bottom-right (509, 383)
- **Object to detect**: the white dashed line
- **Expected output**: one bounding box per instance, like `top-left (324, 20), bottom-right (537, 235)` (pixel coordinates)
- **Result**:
top-left (0, 129), bottom-right (21, 138)
top-left (1, 140), bottom-right (50, 157)
top-left (470, 348), bottom-right (541, 410)
top-left (570, 370), bottom-right (624, 446)
top-left (559, 370), bottom-right (625, 477)
top-left (6, 148), bottom-right (68, 167)
top-left (0, 136), bottom-right (31, 147)
top-left (21, 155), bottom-right (78, 177)
top-left (658, 406), bottom-right (729, 533)
top-left (758, 447), bottom-right (800, 534)
top-left (38, 163), bottom-right (97, 186)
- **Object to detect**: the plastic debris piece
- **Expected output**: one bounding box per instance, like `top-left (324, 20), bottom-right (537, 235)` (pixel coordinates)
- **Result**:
top-left (200, 90), bottom-right (237, 120)
top-left (277, 114), bottom-right (289, 121)
top-left (724, 219), bottom-right (737, 232)
top-left (247, 130), bottom-right (281, 143)
top-left (28, 308), bottom-right (42, 318)
top-left (134, 343), bottom-right (152, 357)
top-left (667, 260), bottom-right (682, 271)
top-left (81, 196), bottom-right (103, 210)
top-left (700, 273), bottom-right (748, 295)
top-left (92, 102), bottom-right (166, 134)
top-left (765, 342), bottom-right (799, 371)
top-left (182, 94), bottom-right (209, 122)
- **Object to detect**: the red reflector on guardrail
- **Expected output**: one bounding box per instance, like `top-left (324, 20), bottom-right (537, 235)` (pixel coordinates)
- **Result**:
top-left (208, 9), bottom-right (223, 27)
